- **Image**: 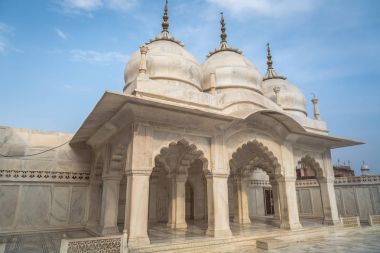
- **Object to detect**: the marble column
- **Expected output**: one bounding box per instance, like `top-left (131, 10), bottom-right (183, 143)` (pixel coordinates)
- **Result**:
top-left (86, 179), bottom-right (102, 232)
top-left (319, 177), bottom-right (341, 225)
top-left (124, 171), bottom-right (150, 247)
top-left (233, 177), bottom-right (251, 225)
top-left (270, 179), bottom-right (281, 226)
top-left (99, 175), bottom-right (122, 235)
top-left (277, 176), bottom-right (303, 230)
top-left (167, 174), bottom-right (188, 229)
top-left (206, 173), bottom-right (232, 237)
top-left (148, 176), bottom-right (158, 223)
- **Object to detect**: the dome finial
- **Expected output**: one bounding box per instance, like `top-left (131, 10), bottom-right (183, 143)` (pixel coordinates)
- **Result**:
top-left (147, 0), bottom-right (183, 46)
top-left (207, 12), bottom-right (242, 57)
top-left (162, 0), bottom-right (169, 33)
top-left (266, 43), bottom-right (273, 69)
top-left (263, 43), bottom-right (286, 81)
top-left (220, 12), bottom-right (227, 45)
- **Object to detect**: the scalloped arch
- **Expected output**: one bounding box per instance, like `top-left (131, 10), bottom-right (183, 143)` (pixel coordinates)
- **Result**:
top-left (230, 139), bottom-right (281, 177)
top-left (299, 155), bottom-right (324, 179)
top-left (154, 138), bottom-right (209, 175)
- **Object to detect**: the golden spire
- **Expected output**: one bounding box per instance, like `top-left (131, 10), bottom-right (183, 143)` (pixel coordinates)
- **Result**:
top-left (266, 43), bottom-right (273, 69)
top-left (263, 43), bottom-right (286, 81)
top-left (208, 12), bottom-right (241, 57)
top-left (220, 12), bottom-right (227, 44)
top-left (162, 0), bottom-right (169, 33)
top-left (148, 0), bottom-right (183, 46)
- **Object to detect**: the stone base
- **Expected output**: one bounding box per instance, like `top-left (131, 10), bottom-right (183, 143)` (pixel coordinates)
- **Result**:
top-left (256, 238), bottom-right (288, 250)
top-left (280, 222), bottom-right (303, 231)
top-left (99, 226), bottom-right (120, 236)
top-left (323, 218), bottom-right (341, 226)
top-left (233, 217), bottom-right (251, 225)
top-left (206, 227), bottom-right (232, 238)
top-left (167, 222), bottom-right (187, 229)
top-left (271, 218), bottom-right (281, 228)
top-left (127, 235), bottom-right (151, 248)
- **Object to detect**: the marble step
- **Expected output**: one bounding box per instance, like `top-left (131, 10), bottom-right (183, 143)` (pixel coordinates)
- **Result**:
top-left (129, 236), bottom-right (258, 253)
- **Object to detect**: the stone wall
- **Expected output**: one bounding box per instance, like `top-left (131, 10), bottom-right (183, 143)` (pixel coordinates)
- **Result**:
top-left (0, 126), bottom-right (91, 234)
top-left (246, 176), bottom-right (380, 222)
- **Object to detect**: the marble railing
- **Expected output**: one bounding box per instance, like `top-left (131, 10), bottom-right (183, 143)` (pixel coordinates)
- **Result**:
top-left (0, 169), bottom-right (90, 183)
top-left (249, 180), bottom-right (271, 187)
top-left (60, 235), bottom-right (123, 253)
top-left (334, 176), bottom-right (380, 185)
top-left (247, 176), bottom-right (380, 188)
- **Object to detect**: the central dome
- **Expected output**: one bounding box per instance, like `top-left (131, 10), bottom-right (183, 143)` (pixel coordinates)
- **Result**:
top-left (202, 50), bottom-right (262, 94)
top-left (124, 39), bottom-right (202, 92)
top-left (201, 13), bottom-right (262, 94)
top-left (123, 0), bottom-right (202, 92)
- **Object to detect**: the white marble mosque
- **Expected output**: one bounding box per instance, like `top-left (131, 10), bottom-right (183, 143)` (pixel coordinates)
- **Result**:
top-left (1, 1), bottom-right (380, 253)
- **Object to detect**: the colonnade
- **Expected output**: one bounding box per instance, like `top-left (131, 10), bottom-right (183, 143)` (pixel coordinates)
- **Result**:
top-left (88, 127), bottom-right (340, 247)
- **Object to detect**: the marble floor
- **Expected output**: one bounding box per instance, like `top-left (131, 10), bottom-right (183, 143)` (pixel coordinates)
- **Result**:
top-left (235, 228), bottom-right (380, 253)
top-left (1, 219), bottom-right (379, 253)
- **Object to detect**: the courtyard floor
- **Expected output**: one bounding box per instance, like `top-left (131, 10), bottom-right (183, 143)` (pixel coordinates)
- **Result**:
top-left (1, 219), bottom-right (379, 253)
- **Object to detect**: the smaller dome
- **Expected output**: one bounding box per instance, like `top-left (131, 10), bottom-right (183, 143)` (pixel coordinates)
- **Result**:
top-left (262, 44), bottom-right (307, 117)
top-left (263, 78), bottom-right (307, 117)
top-left (202, 51), bottom-right (262, 94)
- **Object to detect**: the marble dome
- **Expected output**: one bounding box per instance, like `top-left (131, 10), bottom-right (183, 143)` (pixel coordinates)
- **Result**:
top-left (124, 39), bottom-right (202, 92)
top-left (202, 50), bottom-right (263, 94)
top-left (262, 45), bottom-right (307, 117)
top-left (123, 1), bottom-right (202, 92)
top-left (263, 78), bottom-right (307, 117)
top-left (201, 14), bottom-right (262, 94)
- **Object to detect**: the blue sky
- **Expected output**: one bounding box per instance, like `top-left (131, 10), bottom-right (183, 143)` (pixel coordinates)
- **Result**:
top-left (0, 0), bottom-right (379, 175)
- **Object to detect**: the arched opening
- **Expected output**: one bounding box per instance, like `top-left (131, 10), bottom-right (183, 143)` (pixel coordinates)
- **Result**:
top-left (295, 155), bottom-right (326, 226)
top-left (148, 139), bottom-right (209, 238)
top-left (228, 140), bottom-right (282, 233)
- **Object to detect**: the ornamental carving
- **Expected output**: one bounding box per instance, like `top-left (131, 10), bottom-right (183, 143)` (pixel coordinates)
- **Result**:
top-left (67, 238), bottom-right (121, 253)
top-left (0, 169), bottom-right (90, 183)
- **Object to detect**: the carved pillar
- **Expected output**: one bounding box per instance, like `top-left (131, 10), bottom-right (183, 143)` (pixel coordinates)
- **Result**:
top-left (124, 171), bottom-right (151, 246)
top-left (232, 176), bottom-right (251, 225)
top-left (86, 153), bottom-right (103, 232)
top-left (206, 173), bottom-right (232, 237)
top-left (123, 123), bottom-right (153, 247)
top-left (277, 176), bottom-right (303, 230)
top-left (270, 179), bottom-right (281, 226)
top-left (319, 177), bottom-right (340, 225)
top-left (99, 176), bottom-right (122, 235)
top-left (167, 173), bottom-right (188, 229)
top-left (148, 175), bottom-right (158, 223)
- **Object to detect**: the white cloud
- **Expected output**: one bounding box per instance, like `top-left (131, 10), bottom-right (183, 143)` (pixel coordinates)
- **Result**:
top-left (60, 0), bottom-right (135, 14)
top-left (62, 0), bottom-right (103, 12)
top-left (0, 22), bottom-right (12, 54)
top-left (70, 49), bottom-right (129, 63)
top-left (0, 41), bottom-right (6, 53)
top-left (207, 0), bottom-right (319, 17)
top-left (107, 0), bottom-right (136, 11)
top-left (55, 28), bottom-right (69, 39)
